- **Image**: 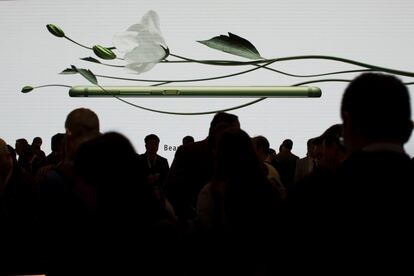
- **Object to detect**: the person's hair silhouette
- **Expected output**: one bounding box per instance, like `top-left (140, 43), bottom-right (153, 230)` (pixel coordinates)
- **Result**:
top-left (341, 73), bottom-right (413, 152)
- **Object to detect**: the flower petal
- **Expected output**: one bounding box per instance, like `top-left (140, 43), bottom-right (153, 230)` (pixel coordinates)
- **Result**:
top-left (115, 10), bottom-right (167, 74)
top-left (124, 42), bottom-right (166, 63)
top-left (113, 31), bottom-right (140, 53)
top-left (136, 31), bottom-right (167, 48)
top-left (126, 62), bottom-right (157, 74)
top-left (128, 10), bottom-right (161, 34)
top-left (141, 10), bottom-right (161, 34)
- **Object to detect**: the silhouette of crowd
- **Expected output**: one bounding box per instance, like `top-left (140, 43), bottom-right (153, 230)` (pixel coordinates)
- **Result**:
top-left (1, 73), bottom-right (413, 275)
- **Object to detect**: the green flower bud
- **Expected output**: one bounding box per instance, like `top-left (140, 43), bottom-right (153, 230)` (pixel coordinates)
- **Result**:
top-left (93, 45), bottom-right (116, 60)
top-left (21, 86), bottom-right (34, 93)
top-left (46, 24), bottom-right (65, 38)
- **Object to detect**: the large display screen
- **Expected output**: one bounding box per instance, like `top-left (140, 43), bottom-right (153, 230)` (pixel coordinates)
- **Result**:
top-left (1, 0), bottom-right (413, 162)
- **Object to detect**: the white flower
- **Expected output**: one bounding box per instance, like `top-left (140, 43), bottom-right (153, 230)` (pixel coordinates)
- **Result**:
top-left (113, 10), bottom-right (168, 74)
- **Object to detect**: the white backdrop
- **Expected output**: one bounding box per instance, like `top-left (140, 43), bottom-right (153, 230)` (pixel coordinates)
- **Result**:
top-left (1, 0), bottom-right (413, 163)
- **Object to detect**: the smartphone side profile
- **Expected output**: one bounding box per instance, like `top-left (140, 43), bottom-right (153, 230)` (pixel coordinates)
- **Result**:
top-left (69, 86), bottom-right (322, 98)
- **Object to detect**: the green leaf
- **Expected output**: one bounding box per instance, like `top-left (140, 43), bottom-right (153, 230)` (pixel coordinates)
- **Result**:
top-left (46, 24), bottom-right (65, 38)
top-left (81, 57), bottom-right (102, 64)
top-left (60, 68), bottom-right (77, 74)
top-left (71, 65), bottom-right (98, 85)
top-left (197, 32), bottom-right (262, 60)
top-left (93, 45), bottom-right (116, 60)
top-left (21, 86), bottom-right (34, 93)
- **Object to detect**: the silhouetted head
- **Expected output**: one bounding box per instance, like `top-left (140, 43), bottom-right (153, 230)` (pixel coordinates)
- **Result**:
top-left (0, 138), bottom-right (13, 178)
top-left (32, 136), bottom-right (42, 148)
top-left (208, 112), bottom-right (240, 150)
top-left (6, 145), bottom-right (17, 166)
top-left (320, 124), bottom-right (345, 151)
top-left (318, 124), bottom-right (347, 170)
top-left (280, 139), bottom-right (293, 152)
top-left (209, 112), bottom-right (240, 137)
top-left (15, 138), bottom-right (28, 156)
top-left (252, 135), bottom-right (270, 162)
top-left (341, 73), bottom-right (413, 151)
top-left (144, 134), bottom-right (160, 156)
top-left (307, 137), bottom-right (323, 158)
top-left (65, 108), bottom-right (100, 157)
top-left (182, 135), bottom-right (195, 145)
top-left (51, 133), bottom-right (65, 153)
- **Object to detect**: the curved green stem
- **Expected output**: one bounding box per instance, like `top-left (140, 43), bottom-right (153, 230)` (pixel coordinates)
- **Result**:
top-left (115, 92), bottom-right (266, 115)
top-left (34, 84), bottom-right (72, 89)
top-left (275, 55), bottom-right (414, 78)
top-left (257, 67), bottom-right (375, 78)
top-left (169, 54), bottom-right (377, 78)
top-left (95, 59), bottom-right (277, 83)
top-left (96, 56), bottom-right (375, 78)
top-left (170, 53), bottom-right (414, 78)
top-left (169, 53), bottom-right (244, 65)
top-left (291, 79), bottom-right (351, 86)
top-left (152, 81), bottom-right (172, 86)
top-left (94, 57), bottom-right (375, 78)
top-left (64, 36), bottom-right (92, 50)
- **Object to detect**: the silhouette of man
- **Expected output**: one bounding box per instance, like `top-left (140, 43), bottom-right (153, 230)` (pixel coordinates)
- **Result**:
top-left (138, 134), bottom-right (169, 189)
top-left (165, 112), bottom-right (240, 223)
top-left (334, 73), bottom-right (413, 271)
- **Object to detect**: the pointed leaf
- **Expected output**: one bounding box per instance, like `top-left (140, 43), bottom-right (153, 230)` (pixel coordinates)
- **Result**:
top-left (93, 45), bottom-right (116, 60)
top-left (81, 57), bottom-right (102, 64)
top-left (60, 68), bottom-right (77, 74)
top-left (197, 32), bottom-right (262, 60)
top-left (71, 65), bottom-right (98, 85)
top-left (228, 33), bottom-right (261, 56)
top-left (21, 86), bottom-right (34, 93)
top-left (46, 24), bottom-right (65, 38)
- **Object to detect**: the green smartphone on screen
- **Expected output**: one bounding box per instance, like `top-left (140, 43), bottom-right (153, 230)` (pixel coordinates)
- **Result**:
top-left (68, 86), bottom-right (322, 98)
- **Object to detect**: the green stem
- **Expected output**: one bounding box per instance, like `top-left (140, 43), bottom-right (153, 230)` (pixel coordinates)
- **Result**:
top-left (34, 84), bottom-right (72, 89)
top-left (256, 67), bottom-right (375, 78)
top-left (152, 81), bottom-right (173, 86)
top-left (170, 53), bottom-right (414, 78)
top-left (169, 53), bottom-right (243, 65)
top-left (115, 91), bottom-right (266, 115)
top-left (275, 55), bottom-right (414, 78)
top-left (93, 58), bottom-right (375, 78)
top-left (169, 54), bottom-right (377, 78)
top-left (95, 60), bottom-right (277, 83)
top-left (64, 36), bottom-right (92, 50)
top-left (94, 56), bottom-right (375, 78)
